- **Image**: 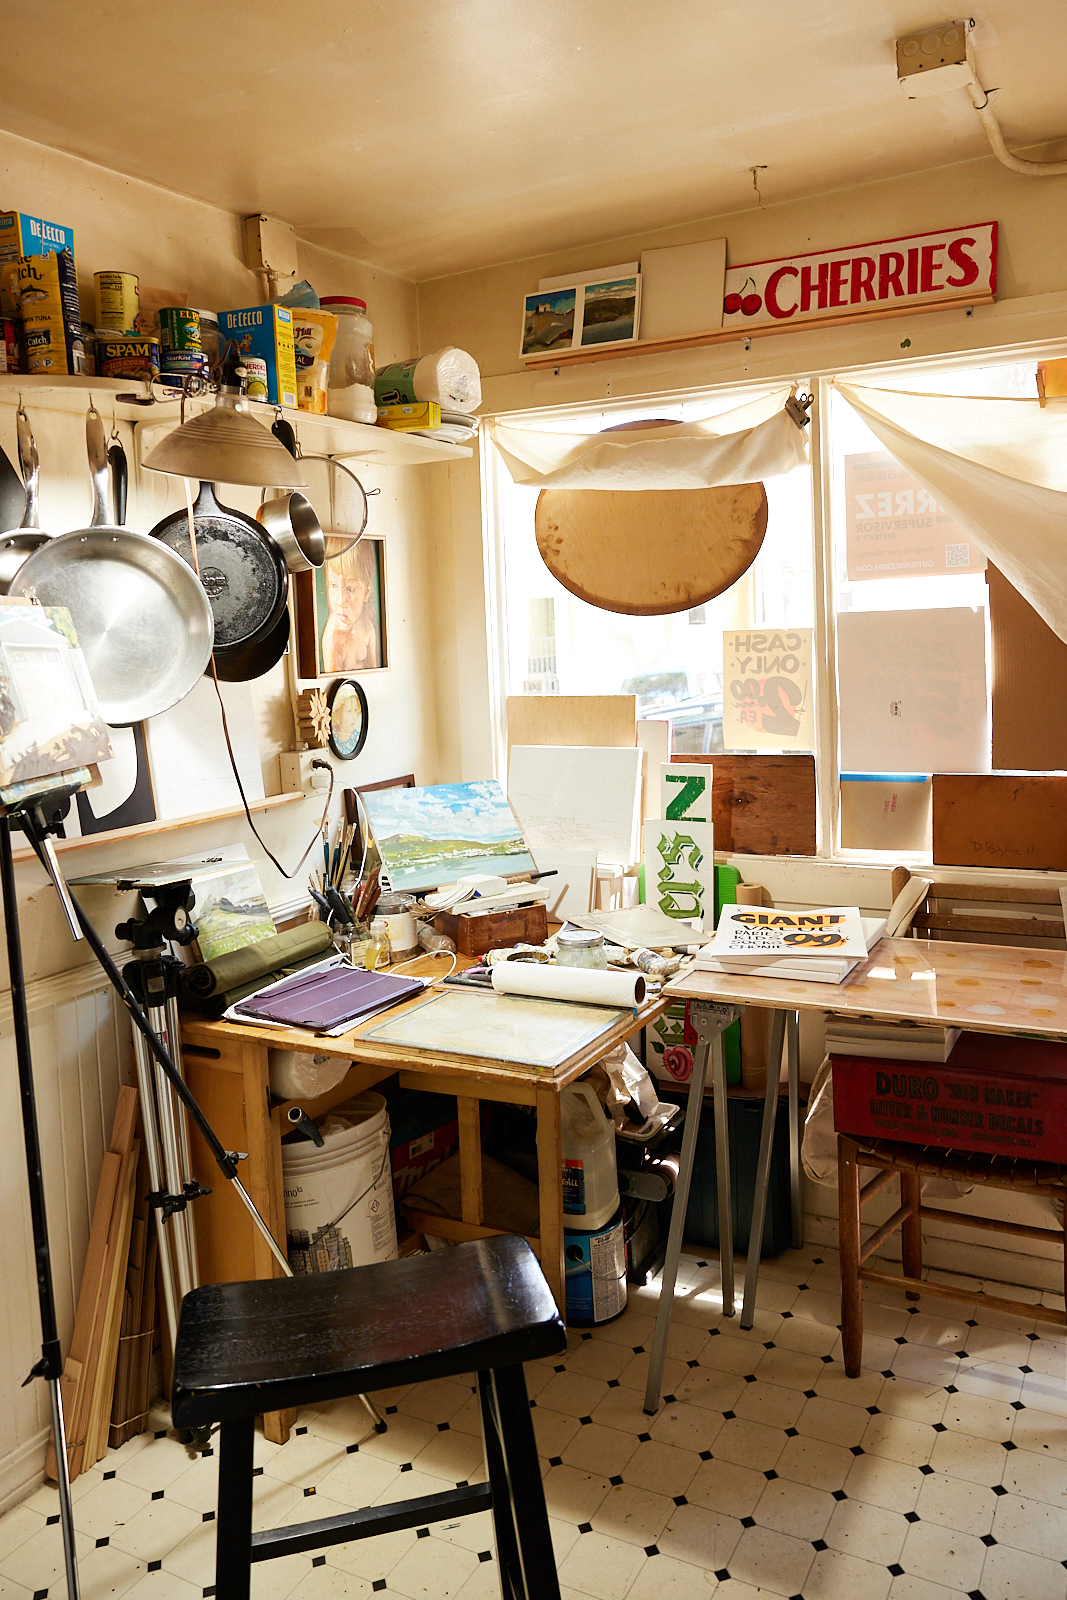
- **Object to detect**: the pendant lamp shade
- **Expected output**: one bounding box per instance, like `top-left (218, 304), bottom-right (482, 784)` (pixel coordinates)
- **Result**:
top-left (142, 392), bottom-right (309, 488)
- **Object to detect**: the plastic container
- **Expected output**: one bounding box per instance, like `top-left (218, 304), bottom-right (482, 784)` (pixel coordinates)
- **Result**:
top-left (322, 297), bottom-right (377, 423)
top-left (561, 1081), bottom-right (619, 1232)
top-left (374, 347), bottom-right (481, 413)
top-left (282, 1092), bottom-right (398, 1273)
top-left (564, 1209), bottom-right (627, 1324)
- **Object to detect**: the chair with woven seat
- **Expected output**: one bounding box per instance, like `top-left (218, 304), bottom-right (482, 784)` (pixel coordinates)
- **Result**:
top-left (838, 1134), bottom-right (1067, 1377)
top-left (172, 1234), bottom-right (566, 1600)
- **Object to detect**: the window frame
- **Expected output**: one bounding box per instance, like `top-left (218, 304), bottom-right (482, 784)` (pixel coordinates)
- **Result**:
top-left (481, 333), bottom-right (1067, 863)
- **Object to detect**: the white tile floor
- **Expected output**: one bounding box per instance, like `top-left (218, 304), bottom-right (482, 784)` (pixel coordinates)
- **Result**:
top-left (2, 1244), bottom-right (1067, 1600)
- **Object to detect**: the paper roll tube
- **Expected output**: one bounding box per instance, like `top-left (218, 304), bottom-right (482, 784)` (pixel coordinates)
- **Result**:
top-left (491, 962), bottom-right (645, 1008)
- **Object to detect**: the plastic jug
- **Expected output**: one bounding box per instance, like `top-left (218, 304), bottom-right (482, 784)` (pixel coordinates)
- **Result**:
top-left (561, 1081), bottom-right (619, 1232)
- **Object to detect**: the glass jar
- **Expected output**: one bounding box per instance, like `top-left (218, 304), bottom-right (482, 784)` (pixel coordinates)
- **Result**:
top-left (363, 917), bottom-right (391, 970)
top-left (555, 927), bottom-right (608, 970)
top-left (321, 296), bottom-right (376, 422)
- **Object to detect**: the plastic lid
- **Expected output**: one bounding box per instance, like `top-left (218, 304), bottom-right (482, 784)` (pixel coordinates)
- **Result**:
top-left (320, 296), bottom-right (367, 311)
top-left (370, 917), bottom-right (388, 933)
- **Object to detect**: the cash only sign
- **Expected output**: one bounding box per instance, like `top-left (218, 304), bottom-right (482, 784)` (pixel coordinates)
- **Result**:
top-left (721, 222), bottom-right (997, 332)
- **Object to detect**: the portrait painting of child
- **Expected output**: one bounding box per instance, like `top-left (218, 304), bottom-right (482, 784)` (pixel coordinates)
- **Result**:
top-left (314, 536), bottom-right (386, 675)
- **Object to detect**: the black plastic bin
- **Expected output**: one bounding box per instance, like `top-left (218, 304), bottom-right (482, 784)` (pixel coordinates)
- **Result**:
top-left (663, 1090), bottom-right (793, 1258)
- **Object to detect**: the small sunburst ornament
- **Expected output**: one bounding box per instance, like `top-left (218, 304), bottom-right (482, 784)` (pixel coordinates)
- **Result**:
top-left (296, 687), bottom-right (330, 748)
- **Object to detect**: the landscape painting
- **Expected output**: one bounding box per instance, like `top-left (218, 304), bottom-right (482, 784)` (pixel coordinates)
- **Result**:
top-left (580, 275), bottom-right (641, 347)
top-left (191, 861), bottom-right (276, 961)
top-left (521, 287), bottom-right (577, 357)
top-left (362, 779), bottom-right (536, 892)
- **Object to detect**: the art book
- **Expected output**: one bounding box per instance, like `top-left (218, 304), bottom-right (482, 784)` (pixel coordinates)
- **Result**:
top-left (709, 904), bottom-right (869, 960)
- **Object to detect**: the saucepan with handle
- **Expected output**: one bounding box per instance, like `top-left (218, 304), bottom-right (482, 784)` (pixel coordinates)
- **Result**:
top-left (0, 406), bottom-right (53, 592)
top-left (10, 405), bottom-right (214, 724)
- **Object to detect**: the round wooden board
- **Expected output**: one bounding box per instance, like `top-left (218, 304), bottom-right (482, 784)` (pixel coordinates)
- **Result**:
top-left (535, 478), bottom-right (768, 615)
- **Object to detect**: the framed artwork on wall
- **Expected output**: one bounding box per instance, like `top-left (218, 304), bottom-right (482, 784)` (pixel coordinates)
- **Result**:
top-left (294, 533), bottom-right (388, 681)
top-left (327, 678), bottom-right (369, 761)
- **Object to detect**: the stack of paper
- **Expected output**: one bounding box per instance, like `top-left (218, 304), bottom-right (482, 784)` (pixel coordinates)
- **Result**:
top-left (826, 1020), bottom-right (960, 1061)
top-left (695, 906), bottom-right (885, 985)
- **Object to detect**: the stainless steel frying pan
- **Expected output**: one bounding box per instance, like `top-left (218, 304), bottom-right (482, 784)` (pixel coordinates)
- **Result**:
top-left (10, 406), bottom-right (214, 725)
top-left (0, 406), bottom-right (52, 592)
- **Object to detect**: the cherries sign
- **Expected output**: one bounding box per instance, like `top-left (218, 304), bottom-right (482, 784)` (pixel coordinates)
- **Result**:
top-left (723, 291), bottom-right (763, 316)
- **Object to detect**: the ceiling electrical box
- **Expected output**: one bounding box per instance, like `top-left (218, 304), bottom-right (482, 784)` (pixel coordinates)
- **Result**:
top-left (896, 19), bottom-right (975, 97)
top-left (243, 214), bottom-right (298, 282)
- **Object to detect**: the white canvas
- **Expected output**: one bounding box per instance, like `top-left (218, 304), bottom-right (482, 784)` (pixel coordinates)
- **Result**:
top-left (637, 719), bottom-right (670, 820)
top-left (508, 744), bottom-right (643, 866)
top-left (659, 763), bottom-right (711, 822)
top-left (528, 848), bottom-right (597, 920)
top-left (836, 606), bottom-right (990, 774)
top-left (643, 818), bottom-right (716, 932)
top-left (145, 679), bottom-right (265, 820)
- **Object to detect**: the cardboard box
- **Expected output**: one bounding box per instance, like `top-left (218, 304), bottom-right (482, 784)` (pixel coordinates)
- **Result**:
top-left (988, 563), bottom-right (1067, 770)
top-left (839, 774), bottom-right (932, 852)
top-left (932, 773), bottom-right (1067, 870)
top-left (833, 1032), bottom-right (1067, 1162)
top-left (0, 211), bottom-right (76, 315)
top-left (3, 249), bottom-right (85, 375)
top-left (217, 303), bottom-right (297, 409)
top-left (376, 401), bottom-right (441, 431)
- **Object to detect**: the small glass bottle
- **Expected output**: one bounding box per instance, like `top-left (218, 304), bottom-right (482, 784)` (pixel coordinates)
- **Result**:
top-left (363, 917), bottom-right (391, 971)
top-left (555, 927), bottom-right (608, 970)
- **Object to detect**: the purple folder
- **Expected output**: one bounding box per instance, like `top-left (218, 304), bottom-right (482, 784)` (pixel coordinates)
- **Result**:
top-left (235, 966), bottom-right (425, 1030)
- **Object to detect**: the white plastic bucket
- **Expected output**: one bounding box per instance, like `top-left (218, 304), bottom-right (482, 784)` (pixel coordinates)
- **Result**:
top-left (282, 1092), bottom-right (398, 1274)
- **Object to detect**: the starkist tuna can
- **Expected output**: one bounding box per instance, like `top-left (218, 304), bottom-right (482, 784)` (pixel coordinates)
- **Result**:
top-left (97, 335), bottom-right (160, 382)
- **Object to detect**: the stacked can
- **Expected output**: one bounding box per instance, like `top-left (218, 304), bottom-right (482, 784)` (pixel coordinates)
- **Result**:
top-left (159, 306), bottom-right (207, 391)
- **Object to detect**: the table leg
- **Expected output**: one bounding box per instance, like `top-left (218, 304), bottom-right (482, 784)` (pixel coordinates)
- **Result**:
top-left (740, 1009), bottom-right (787, 1329)
top-left (787, 1011), bottom-right (803, 1248)
top-left (644, 1001), bottom-right (740, 1416)
top-left (459, 1098), bottom-right (484, 1226)
top-left (536, 1085), bottom-right (565, 1319)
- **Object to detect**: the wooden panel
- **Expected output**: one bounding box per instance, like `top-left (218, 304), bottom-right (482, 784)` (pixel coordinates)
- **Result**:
top-left (506, 695), bottom-right (636, 755)
top-left (536, 1085), bottom-right (565, 1317)
top-left (932, 774), bottom-right (1067, 871)
top-left (535, 482), bottom-right (767, 616)
top-left (672, 753), bottom-right (817, 855)
top-left (458, 1099), bottom-right (484, 1227)
top-left (184, 1048), bottom-right (260, 1287)
top-left (988, 564), bottom-right (1067, 771)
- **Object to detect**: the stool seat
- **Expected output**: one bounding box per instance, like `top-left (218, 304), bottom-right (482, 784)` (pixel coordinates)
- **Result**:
top-left (173, 1234), bottom-right (564, 1429)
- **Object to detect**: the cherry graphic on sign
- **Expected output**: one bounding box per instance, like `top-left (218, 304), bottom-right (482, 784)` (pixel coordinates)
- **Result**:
top-left (741, 294), bottom-right (763, 316)
top-left (723, 292), bottom-right (743, 315)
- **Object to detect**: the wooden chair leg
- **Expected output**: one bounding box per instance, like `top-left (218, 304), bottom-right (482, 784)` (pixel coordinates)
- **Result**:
top-left (1061, 1183), bottom-right (1067, 1314)
top-left (838, 1135), bottom-right (863, 1379)
top-left (215, 1415), bottom-right (254, 1600)
top-left (900, 1170), bottom-right (923, 1301)
top-left (478, 1371), bottom-right (522, 1599)
top-left (490, 1365), bottom-right (560, 1599)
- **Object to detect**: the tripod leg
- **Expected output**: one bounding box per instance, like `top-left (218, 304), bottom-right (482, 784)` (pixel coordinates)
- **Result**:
top-left (0, 817), bottom-right (81, 1600)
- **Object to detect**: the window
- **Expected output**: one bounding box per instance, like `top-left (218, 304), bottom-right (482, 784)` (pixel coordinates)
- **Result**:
top-left (486, 352), bottom-right (1047, 860)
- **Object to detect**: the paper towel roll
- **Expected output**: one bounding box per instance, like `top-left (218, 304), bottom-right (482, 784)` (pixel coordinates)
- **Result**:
top-left (491, 962), bottom-right (645, 1008)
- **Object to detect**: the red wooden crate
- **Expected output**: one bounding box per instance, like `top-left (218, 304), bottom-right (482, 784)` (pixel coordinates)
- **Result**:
top-left (832, 1033), bottom-right (1067, 1163)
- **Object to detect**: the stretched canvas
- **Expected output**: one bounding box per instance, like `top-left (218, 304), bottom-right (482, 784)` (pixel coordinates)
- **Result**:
top-left (508, 744), bottom-right (643, 865)
top-left (361, 780), bottom-right (536, 893)
top-left (0, 601), bottom-right (111, 788)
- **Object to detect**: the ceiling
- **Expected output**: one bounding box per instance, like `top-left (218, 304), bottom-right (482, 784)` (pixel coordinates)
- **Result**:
top-left (3, 1), bottom-right (1065, 280)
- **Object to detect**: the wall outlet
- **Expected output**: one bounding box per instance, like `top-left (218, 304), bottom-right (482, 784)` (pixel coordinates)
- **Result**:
top-left (280, 750), bottom-right (331, 794)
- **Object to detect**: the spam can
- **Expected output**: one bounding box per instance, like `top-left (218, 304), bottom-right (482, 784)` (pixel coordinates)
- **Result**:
top-left (97, 336), bottom-right (160, 382)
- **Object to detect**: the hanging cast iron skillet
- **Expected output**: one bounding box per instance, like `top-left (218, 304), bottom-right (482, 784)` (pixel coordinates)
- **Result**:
top-left (210, 605), bottom-right (290, 683)
top-left (149, 481), bottom-right (289, 658)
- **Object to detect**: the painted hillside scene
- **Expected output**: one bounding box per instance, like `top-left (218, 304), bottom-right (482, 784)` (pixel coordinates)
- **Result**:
top-left (362, 780), bottom-right (536, 892)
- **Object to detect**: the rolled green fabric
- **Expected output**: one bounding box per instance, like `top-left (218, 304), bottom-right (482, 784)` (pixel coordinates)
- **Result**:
top-left (182, 923), bottom-right (334, 1000)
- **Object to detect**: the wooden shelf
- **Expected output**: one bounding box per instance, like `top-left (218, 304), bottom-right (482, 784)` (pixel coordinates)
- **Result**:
top-left (11, 789), bottom-right (306, 862)
top-left (0, 375), bottom-right (474, 466)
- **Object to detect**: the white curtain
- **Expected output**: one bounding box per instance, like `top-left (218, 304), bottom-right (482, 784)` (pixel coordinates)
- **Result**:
top-left (487, 388), bottom-right (809, 491)
top-left (835, 382), bottom-right (1067, 643)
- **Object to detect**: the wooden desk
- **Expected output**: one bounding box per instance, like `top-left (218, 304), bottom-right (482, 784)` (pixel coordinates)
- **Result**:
top-left (179, 963), bottom-right (665, 1353)
top-left (654, 938), bottom-right (1067, 1413)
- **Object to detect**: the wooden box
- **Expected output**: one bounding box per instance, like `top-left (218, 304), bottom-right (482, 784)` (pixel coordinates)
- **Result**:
top-left (433, 903), bottom-right (548, 959)
top-left (833, 1033), bottom-right (1067, 1163)
top-left (932, 773), bottom-right (1067, 870)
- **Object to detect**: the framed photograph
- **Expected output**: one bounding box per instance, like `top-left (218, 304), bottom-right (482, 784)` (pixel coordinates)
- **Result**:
top-left (294, 533), bottom-right (387, 681)
top-left (327, 678), bottom-right (369, 761)
top-left (521, 286), bottom-right (577, 357)
top-left (579, 274), bottom-right (641, 348)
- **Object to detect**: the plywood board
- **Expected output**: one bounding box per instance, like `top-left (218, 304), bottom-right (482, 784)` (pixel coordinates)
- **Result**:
top-left (933, 774), bottom-right (1067, 871)
top-left (988, 564), bottom-right (1067, 771)
top-left (837, 607), bottom-right (990, 775)
top-left (670, 754), bottom-right (816, 855)
top-left (637, 719), bottom-right (670, 821)
top-left (506, 695), bottom-right (636, 756)
top-left (508, 744), bottom-right (643, 865)
top-left (534, 480), bottom-right (767, 617)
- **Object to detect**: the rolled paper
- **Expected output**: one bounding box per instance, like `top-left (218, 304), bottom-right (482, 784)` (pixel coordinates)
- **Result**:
top-left (491, 961), bottom-right (645, 1008)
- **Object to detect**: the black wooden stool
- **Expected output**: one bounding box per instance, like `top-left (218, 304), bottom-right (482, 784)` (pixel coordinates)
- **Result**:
top-left (172, 1235), bottom-right (566, 1600)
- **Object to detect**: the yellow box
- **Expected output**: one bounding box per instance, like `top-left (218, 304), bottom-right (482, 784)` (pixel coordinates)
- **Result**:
top-left (218, 303), bottom-right (298, 409)
top-left (376, 401), bottom-right (441, 431)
